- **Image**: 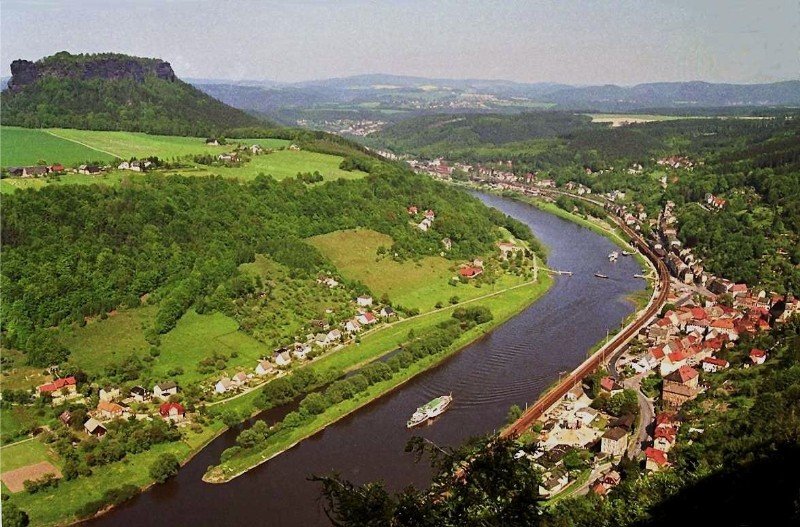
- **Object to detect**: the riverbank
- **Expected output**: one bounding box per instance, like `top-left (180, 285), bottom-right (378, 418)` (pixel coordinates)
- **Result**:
top-left (203, 274), bottom-right (553, 483)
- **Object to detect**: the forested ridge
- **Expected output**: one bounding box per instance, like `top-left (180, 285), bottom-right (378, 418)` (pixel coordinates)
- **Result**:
top-left (0, 165), bottom-right (532, 365)
top-left (1, 52), bottom-right (262, 136)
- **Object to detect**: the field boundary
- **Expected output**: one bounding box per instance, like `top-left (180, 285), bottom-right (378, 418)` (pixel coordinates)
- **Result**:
top-left (44, 130), bottom-right (122, 159)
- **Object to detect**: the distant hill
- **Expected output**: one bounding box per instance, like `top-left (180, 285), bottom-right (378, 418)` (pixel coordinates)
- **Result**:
top-left (1, 51), bottom-right (263, 136)
top-left (545, 80), bottom-right (800, 110)
top-left (372, 112), bottom-right (591, 154)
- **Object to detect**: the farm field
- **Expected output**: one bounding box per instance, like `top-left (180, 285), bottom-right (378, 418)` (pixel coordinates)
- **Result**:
top-left (308, 228), bottom-right (527, 312)
top-left (0, 127), bottom-right (116, 167)
top-left (585, 114), bottom-right (692, 126)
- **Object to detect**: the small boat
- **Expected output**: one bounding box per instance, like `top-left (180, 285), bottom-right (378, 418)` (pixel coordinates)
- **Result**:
top-left (634, 273), bottom-right (647, 279)
top-left (622, 250), bottom-right (634, 256)
top-left (594, 273), bottom-right (609, 279)
top-left (608, 251), bottom-right (619, 261)
top-left (407, 394), bottom-right (453, 428)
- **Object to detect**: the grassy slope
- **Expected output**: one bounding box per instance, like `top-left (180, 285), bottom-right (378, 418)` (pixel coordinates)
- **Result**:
top-left (186, 149), bottom-right (367, 181)
top-left (0, 439), bottom-right (59, 474)
top-left (0, 127), bottom-right (115, 166)
top-left (308, 228), bottom-right (527, 312)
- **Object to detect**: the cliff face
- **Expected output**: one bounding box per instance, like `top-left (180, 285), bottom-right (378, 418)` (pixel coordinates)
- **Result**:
top-left (7, 52), bottom-right (176, 91)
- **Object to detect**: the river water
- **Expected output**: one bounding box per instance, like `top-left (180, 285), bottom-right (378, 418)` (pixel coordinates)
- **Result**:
top-left (89, 192), bottom-right (644, 526)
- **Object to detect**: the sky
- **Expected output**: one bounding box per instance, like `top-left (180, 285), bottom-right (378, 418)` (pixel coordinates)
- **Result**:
top-left (1, 0), bottom-right (798, 85)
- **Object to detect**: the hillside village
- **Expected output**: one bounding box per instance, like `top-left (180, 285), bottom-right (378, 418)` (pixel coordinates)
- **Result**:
top-left (407, 153), bottom-right (798, 500)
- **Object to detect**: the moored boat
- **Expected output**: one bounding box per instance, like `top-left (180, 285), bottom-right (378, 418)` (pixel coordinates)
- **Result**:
top-left (594, 273), bottom-right (609, 279)
top-left (406, 394), bottom-right (453, 428)
top-left (622, 250), bottom-right (633, 256)
top-left (608, 251), bottom-right (619, 261)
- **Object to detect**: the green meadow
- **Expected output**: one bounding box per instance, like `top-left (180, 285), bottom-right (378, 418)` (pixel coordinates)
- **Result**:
top-left (308, 228), bottom-right (527, 312)
top-left (0, 127), bottom-right (116, 166)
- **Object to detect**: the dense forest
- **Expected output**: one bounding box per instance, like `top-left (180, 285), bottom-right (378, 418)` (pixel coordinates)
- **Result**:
top-left (0, 163), bottom-right (532, 366)
top-left (1, 52), bottom-right (262, 136)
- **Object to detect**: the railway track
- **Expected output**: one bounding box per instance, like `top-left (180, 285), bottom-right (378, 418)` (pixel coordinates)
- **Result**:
top-left (500, 192), bottom-right (670, 438)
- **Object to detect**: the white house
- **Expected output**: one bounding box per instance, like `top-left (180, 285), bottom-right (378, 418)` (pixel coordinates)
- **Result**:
top-left (345, 319), bottom-right (362, 333)
top-left (232, 372), bottom-right (249, 385)
top-left (292, 344), bottom-right (311, 360)
top-left (326, 329), bottom-right (342, 343)
top-left (255, 360), bottom-right (275, 376)
top-left (356, 296), bottom-right (373, 307)
top-left (215, 377), bottom-right (233, 394)
top-left (153, 381), bottom-right (178, 400)
top-left (99, 387), bottom-right (120, 402)
top-left (274, 350), bottom-right (292, 367)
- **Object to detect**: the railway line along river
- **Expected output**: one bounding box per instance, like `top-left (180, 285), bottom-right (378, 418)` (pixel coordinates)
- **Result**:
top-left (88, 191), bottom-right (646, 527)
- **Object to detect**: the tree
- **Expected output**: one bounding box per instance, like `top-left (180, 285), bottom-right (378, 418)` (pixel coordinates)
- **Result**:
top-left (149, 453), bottom-right (180, 483)
top-left (507, 404), bottom-right (523, 424)
top-left (2, 502), bottom-right (29, 527)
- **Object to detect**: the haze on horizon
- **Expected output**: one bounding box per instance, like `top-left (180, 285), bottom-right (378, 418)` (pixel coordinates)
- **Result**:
top-left (1, 0), bottom-right (798, 86)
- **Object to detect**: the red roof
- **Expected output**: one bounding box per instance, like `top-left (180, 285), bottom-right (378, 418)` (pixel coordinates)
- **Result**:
top-left (730, 283), bottom-right (748, 293)
top-left (362, 312), bottom-right (376, 323)
top-left (749, 349), bottom-right (767, 361)
top-left (50, 164), bottom-right (65, 171)
top-left (655, 412), bottom-right (677, 426)
top-left (702, 357), bottom-right (729, 368)
top-left (667, 351), bottom-right (687, 363)
top-left (459, 266), bottom-right (482, 278)
top-left (669, 365), bottom-right (698, 384)
top-left (655, 425), bottom-right (677, 442)
top-left (649, 347), bottom-right (665, 360)
top-left (159, 402), bottom-right (185, 417)
top-left (690, 307), bottom-right (707, 320)
top-left (38, 376), bottom-right (76, 393)
top-left (645, 447), bottom-right (669, 466)
top-left (711, 318), bottom-right (735, 330)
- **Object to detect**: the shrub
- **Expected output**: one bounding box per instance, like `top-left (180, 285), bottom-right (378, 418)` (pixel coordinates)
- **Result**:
top-left (149, 453), bottom-right (180, 483)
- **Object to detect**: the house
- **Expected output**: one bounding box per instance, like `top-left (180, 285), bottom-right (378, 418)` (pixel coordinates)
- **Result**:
top-left (118, 161), bottom-right (130, 170)
top-left (566, 384), bottom-right (585, 402)
top-left (250, 144), bottom-right (263, 154)
top-left (441, 238), bottom-right (452, 251)
top-left (130, 385), bottom-right (150, 402)
top-left (662, 366), bottom-right (699, 409)
top-left (326, 329), bottom-right (342, 343)
top-left (232, 372), bottom-right (249, 385)
top-left (601, 427), bottom-right (629, 457)
top-left (424, 209), bottom-right (435, 220)
top-left (99, 387), bottom-right (120, 402)
top-left (459, 266), bottom-right (483, 279)
top-left (497, 241), bottom-right (522, 259)
top-left (205, 138), bottom-right (220, 146)
top-left (417, 218), bottom-right (432, 231)
top-left (84, 418), bottom-right (107, 438)
top-left (78, 165), bottom-right (102, 175)
top-left (610, 414), bottom-right (636, 433)
top-left (49, 164), bottom-right (65, 173)
top-left (749, 348), bottom-right (767, 365)
top-left (654, 424), bottom-right (677, 452)
top-left (215, 377), bottom-right (233, 393)
top-left (379, 306), bottom-right (396, 318)
top-left (255, 360), bottom-right (275, 376)
top-left (701, 357), bottom-right (729, 373)
top-left (159, 402), bottom-right (186, 423)
top-left (345, 319), bottom-right (362, 333)
top-left (59, 410), bottom-right (72, 425)
top-left (600, 376), bottom-right (624, 396)
top-left (645, 447), bottom-right (669, 471)
top-left (357, 312), bottom-right (377, 325)
top-left (274, 350), bottom-right (292, 367)
top-left (356, 295), bottom-right (373, 307)
top-left (292, 343), bottom-right (312, 360)
top-left (22, 166), bottom-right (48, 177)
top-left (407, 206), bottom-right (418, 215)
top-left (38, 376), bottom-right (77, 396)
top-left (576, 407), bottom-right (599, 426)
top-left (153, 381), bottom-right (178, 400)
top-left (96, 401), bottom-right (127, 420)
top-left (538, 468), bottom-right (570, 497)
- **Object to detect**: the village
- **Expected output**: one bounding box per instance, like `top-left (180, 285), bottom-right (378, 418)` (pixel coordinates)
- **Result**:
top-left (403, 152), bottom-right (798, 501)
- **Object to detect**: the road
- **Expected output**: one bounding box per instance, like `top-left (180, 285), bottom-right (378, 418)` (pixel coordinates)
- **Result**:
top-left (501, 191), bottom-right (670, 438)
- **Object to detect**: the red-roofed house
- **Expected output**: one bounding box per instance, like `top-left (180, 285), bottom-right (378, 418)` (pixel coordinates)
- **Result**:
top-left (749, 348), bottom-right (767, 365)
top-left (459, 266), bottom-right (483, 279)
top-left (645, 447), bottom-right (669, 471)
top-left (357, 312), bottom-right (377, 325)
top-left (38, 376), bottom-right (77, 396)
top-left (159, 402), bottom-right (186, 422)
top-left (407, 206), bottom-right (418, 215)
top-left (600, 376), bottom-right (624, 396)
top-left (654, 425), bottom-right (677, 451)
top-left (701, 357), bottom-right (729, 373)
top-left (662, 366), bottom-right (699, 409)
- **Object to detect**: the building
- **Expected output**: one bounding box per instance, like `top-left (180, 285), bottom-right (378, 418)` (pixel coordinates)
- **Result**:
top-left (459, 266), bottom-right (483, 279)
top-left (274, 350), bottom-right (292, 367)
top-left (159, 402), bottom-right (186, 423)
top-left (645, 447), bottom-right (669, 471)
top-left (84, 418), bottom-right (107, 438)
top-left (379, 306), bottom-right (396, 318)
top-left (255, 360), bottom-right (275, 376)
top-left (538, 468), bottom-right (570, 497)
top-left (99, 387), bottom-right (120, 402)
top-left (600, 376), bottom-right (624, 396)
top-left (153, 381), bottom-right (178, 400)
top-left (232, 372), bottom-right (248, 385)
top-left (356, 295), bottom-right (373, 307)
top-left (215, 377), bottom-right (233, 393)
top-left (130, 385), bottom-right (150, 402)
top-left (662, 366), bottom-right (699, 409)
top-left (96, 401), bottom-right (127, 421)
top-left (357, 312), bottom-right (377, 325)
top-left (38, 376), bottom-right (77, 396)
top-left (701, 357), bottom-right (729, 373)
top-left (749, 348), bottom-right (767, 365)
top-left (600, 427), bottom-right (629, 457)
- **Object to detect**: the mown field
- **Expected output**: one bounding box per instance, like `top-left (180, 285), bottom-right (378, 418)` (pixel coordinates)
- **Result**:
top-left (0, 126), bottom-right (366, 193)
top-left (308, 228), bottom-right (527, 312)
top-left (0, 127), bottom-right (116, 166)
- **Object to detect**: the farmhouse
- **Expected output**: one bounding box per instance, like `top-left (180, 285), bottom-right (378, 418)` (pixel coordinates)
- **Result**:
top-left (159, 402), bottom-right (186, 422)
top-left (345, 319), bottom-right (362, 333)
top-left (274, 350), bottom-right (292, 367)
top-left (84, 418), bottom-right (107, 438)
top-left (326, 329), bottom-right (342, 343)
top-left (357, 312), bottom-right (377, 325)
top-left (153, 381), bottom-right (178, 400)
top-left (215, 377), bottom-right (233, 393)
top-left (38, 376), bottom-right (77, 396)
top-left (379, 306), bottom-right (396, 318)
top-left (255, 360), bottom-right (275, 376)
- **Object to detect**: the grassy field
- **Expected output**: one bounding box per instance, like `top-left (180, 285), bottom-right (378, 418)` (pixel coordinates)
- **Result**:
top-left (0, 127), bottom-right (116, 167)
top-left (308, 229), bottom-right (526, 312)
top-left (187, 149), bottom-right (367, 181)
top-left (586, 114), bottom-right (692, 126)
top-left (0, 439), bottom-right (59, 474)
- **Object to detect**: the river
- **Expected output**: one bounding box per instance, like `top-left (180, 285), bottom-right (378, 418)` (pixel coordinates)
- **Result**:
top-left (89, 192), bottom-right (645, 526)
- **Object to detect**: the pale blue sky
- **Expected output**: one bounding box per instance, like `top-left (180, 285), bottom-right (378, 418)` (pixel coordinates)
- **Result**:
top-left (1, 0), bottom-right (797, 84)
